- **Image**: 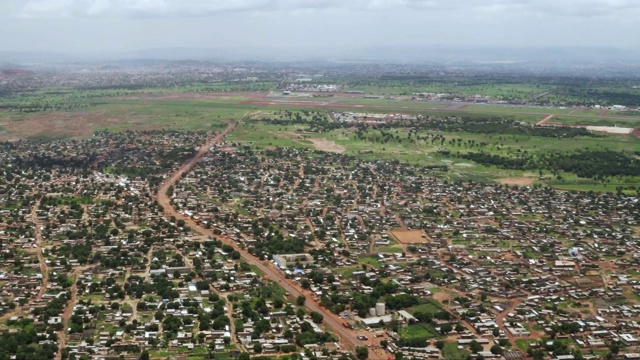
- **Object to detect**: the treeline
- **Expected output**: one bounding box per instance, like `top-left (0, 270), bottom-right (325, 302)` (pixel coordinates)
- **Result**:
top-left (561, 87), bottom-right (640, 107)
top-left (12, 154), bottom-right (98, 170)
top-left (424, 118), bottom-right (596, 138)
top-left (447, 149), bottom-right (640, 180)
top-left (257, 113), bottom-right (595, 139)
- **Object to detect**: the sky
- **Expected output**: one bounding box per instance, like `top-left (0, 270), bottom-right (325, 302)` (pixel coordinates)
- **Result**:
top-left (1, 0), bottom-right (639, 57)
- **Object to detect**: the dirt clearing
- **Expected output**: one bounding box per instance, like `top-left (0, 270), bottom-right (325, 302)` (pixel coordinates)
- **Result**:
top-left (0, 111), bottom-right (121, 140)
top-left (308, 138), bottom-right (345, 153)
top-left (499, 177), bottom-right (535, 186)
top-left (389, 229), bottom-right (429, 244)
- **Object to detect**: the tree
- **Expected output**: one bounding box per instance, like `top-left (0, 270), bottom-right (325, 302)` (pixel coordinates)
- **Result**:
top-left (470, 340), bottom-right (483, 353)
top-left (439, 323), bottom-right (453, 335)
top-left (238, 353), bottom-right (250, 360)
top-left (301, 279), bottom-right (311, 289)
top-left (491, 345), bottom-right (503, 355)
top-left (356, 346), bottom-right (369, 360)
top-left (296, 295), bottom-right (306, 306)
top-left (498, 338), bottom-right (510, 347)
top-left (296, 307), bottom-right (306, 320)
top-left (253, 343), bottom-right (263, 353)
top-left (608, 341), bottom-right (620, 355)
top-left (310, 311), bottom-right (323, 324)
top-left (140, 350), bottom-right (150, 360)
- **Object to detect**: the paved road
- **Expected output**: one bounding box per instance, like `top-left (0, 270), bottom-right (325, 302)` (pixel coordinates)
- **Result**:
top-left (155, 123), bottom-right (376, 356)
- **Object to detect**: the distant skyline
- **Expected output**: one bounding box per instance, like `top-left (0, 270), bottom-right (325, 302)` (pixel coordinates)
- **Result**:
top-left (1, 0), bottom-right (639, 58)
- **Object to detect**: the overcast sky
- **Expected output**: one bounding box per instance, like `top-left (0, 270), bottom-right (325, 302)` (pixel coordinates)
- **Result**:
top-left (1, 0), bottom-right (639, 55)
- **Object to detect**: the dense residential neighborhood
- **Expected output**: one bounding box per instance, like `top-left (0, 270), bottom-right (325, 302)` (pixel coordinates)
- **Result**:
top-left (3, 0), bottom-right (640, 357)
top-left (0, 118), bottom-right (639, 360)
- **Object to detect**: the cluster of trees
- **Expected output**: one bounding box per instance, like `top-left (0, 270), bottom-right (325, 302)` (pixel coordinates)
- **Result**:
top-left (256, 108), bottom-right (600, 145)
top-left (450, 149), bottom-right (640, 180)
top-left (12, 154), bottom-right (98, 171)
top-left (351, 281), bottom-right (398, 316)
top-left (125, 275), bottom-right (180, 300)
top-left (249, 227), bottom-right (306, 256)
top-left (56, 241), bottom-right (93, 265)
top-left (563, 87), bottom-right (640, 106)
top-left (295, 321), bottom-right (336, 346)
top-left (97, 250), bottom-right (146, 269)
top-left (257, 111), bottom-right (334, 133)
top-left (0, 326), bottom-right (58, 360)
top-left (421, 117), bottom-right (595, 138)
top-left (161, 146), bottom-right (197, 166)
top-left (150, 251), bottom-right (184, 269)
top-left (33, 295), bottom-right (69, 321)
top-left (384, 293), bottom-right (420, 310)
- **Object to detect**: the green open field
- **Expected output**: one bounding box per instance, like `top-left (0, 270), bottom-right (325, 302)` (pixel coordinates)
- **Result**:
top-left (400, 324), bottom-right (439, 339)
top-left (228, 117), bottom-right (640, 188)
top-left (3, 85), bottom-right (640, 191)
top-left (465, 104), bottom-right (575, 114)
top-left (443, 341), bottom-right (470, 360)
top-left (358, 256), bottom-right (383, 268)
top-left (345, 80), bottom-right (555, 99)
top-left (4, 88), bottom-right (638, 140)
top-left (408, 299), bottom-right (444, 315)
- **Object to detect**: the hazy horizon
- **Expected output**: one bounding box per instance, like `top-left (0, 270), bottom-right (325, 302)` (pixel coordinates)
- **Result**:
top-left (1, 0), bottom-right (640, 61)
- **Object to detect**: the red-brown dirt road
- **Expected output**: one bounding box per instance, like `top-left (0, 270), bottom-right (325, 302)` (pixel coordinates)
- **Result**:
top-left (156, 122), bottom-right (374, 357)
top-left (535, 114), bottom-right (555, 126)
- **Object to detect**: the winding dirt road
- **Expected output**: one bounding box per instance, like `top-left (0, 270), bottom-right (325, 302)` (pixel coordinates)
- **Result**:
top-left (155, 122), bottom-right (371, 356)
top-left (31, 200), bottom-right (49, 301)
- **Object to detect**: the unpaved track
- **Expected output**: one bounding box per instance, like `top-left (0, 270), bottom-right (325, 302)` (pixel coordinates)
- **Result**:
top-left (155, 122), bottom-right (371, 356)
top-left (56, 267), bottom-right (85, 360)
top-left (535, 114), bottom-right (555, 126)
top-left (32, 199), bottom-right (49, 300)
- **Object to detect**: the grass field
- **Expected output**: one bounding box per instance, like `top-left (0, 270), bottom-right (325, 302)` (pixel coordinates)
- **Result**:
top-left (3, 88), bottom-right (640, 191)
top-left (358, 256), bottom-right (383, 268)
top-left (228, 118), bottom-right (640, 188)
top-left (374, 245), bottom-right (404, 253)
top-left (515, 339), bottom-right (537, 351)
top-left (345, 81), bottom-right (554, 99)
top-left (400, 324), bottom-right (439, 339)
top-left (465, 104), bottom-right (575, 114)
top-left (443, 341), bottom-right (470, 360)
top-left (409, 299), bottom-right (445, 315)
top-left (0, 99), bottom-right (246, 139)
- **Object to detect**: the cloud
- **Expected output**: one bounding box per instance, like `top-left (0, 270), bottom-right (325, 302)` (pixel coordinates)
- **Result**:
top-left (14, 0), bottom-right (640, 18)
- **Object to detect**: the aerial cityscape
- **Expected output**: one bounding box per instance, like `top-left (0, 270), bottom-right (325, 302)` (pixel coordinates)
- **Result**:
top-left (2, 1), bottom-right (640, 360)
